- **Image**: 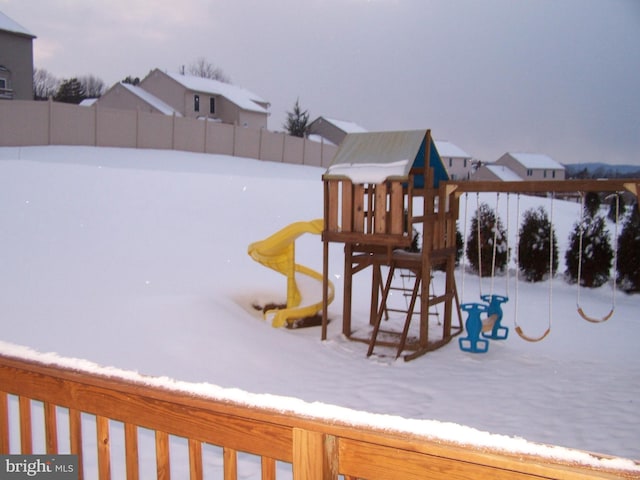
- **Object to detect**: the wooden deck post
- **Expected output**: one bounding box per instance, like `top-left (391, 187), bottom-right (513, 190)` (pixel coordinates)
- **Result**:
top-left (292, 428), bottom-right (337, 480)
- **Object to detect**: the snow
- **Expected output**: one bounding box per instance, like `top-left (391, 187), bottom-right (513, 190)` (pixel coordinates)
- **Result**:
top-left (0, 146), bottom-right (639, 475)
top-left (0, 10), bottom-right (34, 37)
top-left (165, 71), bottom-right (269, 113)
top-left (323, 117), bottom-right (368, 134)
top-left (435, 140), bottom-right (471, 159)
top-left (486, 164), bottom-right (523, 181)
top-left (118, 82), bottom-right (182, 116)
top-left (326, 158), bottom-right (410, 183)
top-left (510, 152), bottom-right (565, 170)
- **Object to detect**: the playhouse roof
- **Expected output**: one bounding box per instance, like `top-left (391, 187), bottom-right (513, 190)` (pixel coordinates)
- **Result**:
top-left (324, 130), bottom-right (449, 187)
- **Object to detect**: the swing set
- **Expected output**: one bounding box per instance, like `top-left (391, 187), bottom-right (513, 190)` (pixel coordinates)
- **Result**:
top-left (320, 129), bottom-right (640, 360)
top-left (455, 183), bottom-right (636, 354)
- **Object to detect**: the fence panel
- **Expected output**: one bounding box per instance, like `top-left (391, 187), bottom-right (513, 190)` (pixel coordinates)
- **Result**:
top-left (0, 101), bottom-right (334, 167)
top-left (205, 122), bottom-right (235, 156)
top-left (173, 116), bottom-right (206, 153)
top-left (0, 100), bottom-right (48, 145)
top-left (138, 111), bottom-right (174, 150)
top-left (51, 102), bottom-right (95, 146)
top-left (97, 106), bottom-right (137, 148)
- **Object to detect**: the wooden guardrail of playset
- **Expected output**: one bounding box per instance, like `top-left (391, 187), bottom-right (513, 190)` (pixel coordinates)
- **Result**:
top-left (1, 354), bottom-right (639, 479)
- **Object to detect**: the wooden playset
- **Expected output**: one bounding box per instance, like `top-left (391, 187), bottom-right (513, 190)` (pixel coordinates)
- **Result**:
top-left (320, 129), bottom-right (639, 360)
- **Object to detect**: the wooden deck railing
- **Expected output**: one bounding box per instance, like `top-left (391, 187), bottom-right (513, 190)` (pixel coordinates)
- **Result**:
top-left (1, 352), bottom-right (638, 479)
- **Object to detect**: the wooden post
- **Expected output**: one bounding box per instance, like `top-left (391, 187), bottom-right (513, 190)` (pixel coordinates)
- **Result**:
top-left (0, 392), bottom-right (9, 453)
top-left (292, 428), bottom-right (337, 480)
top-left (96, 415), bottom-right (111, 480)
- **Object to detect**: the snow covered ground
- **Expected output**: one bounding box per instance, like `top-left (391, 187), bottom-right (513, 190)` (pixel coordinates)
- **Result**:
top-left (1, 146), bottom-right (638, 475)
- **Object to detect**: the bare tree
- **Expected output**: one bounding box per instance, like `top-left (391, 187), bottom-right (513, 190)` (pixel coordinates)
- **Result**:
top-left (187, 57), bottom-right (231, 83)
top-left (33, 68), bottom-right (59, 100)
top-left (79, 75), bottom-right (105, 98)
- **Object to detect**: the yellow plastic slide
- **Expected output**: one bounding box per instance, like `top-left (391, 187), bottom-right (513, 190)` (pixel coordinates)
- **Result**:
top-left (247, 219), bottom-right (334, 328)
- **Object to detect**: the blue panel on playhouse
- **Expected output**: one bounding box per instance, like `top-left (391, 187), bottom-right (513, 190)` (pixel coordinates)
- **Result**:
top-left (412, 136), bottom-right (449, 189)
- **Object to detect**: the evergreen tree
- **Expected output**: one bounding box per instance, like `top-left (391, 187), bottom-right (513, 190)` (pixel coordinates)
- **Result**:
top-left (465, 203), bottom-right (508, 277)
top-left (283, 98), bottom-right (309, 137)
top-left (565, 213), bottom-right (613, 288)
top-left (616, 203), bottom-right (640, 293)
top-left (584, 191), bottom-right (601, 218)
top-left (517, 206), bottom-right (558, 282)
top-left (122, 76), bottom-right (141, 86)
top-left (54, 78), bottom-right (86, 104)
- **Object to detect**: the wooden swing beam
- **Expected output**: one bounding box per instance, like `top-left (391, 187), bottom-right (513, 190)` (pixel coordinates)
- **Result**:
top-left (444, 179), bottom-right (640, 198)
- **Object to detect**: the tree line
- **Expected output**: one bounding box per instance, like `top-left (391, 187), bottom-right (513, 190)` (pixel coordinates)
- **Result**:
top-left (31, 57), bottom-right (232, 104)
top-left (460, 193), bottom-right (640, 293)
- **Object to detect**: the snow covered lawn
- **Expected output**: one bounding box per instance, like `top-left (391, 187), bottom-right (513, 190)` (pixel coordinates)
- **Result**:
top-left (1, 146), bottom-right (638, 470)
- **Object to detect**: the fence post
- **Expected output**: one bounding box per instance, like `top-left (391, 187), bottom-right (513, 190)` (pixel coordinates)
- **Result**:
top-left (292, 428), bottom-right (337, 480)
top-left (171, 113), bottom-right (176, 150)
top-left (48, 97), bottom-right (53, 145)
top-left (94, 103), bottom-right (99, 146)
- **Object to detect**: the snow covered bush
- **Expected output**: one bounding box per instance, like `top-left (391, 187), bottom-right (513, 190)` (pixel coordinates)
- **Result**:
top-left (465, 203), bottom-right (508, 277)
top-left (616, 203), bottom-right (640, 293)
top-left (517, 206), bottom-right (558, 282)
top-left (565, 209), bottom-right (613, 288)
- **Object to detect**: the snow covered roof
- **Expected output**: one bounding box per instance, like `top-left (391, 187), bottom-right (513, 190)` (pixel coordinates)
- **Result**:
top-left (79, 98), bottom-right (97, 107)
top-left (509, 153), bottom-right (564, 170)
top-left (119, 82), bottom-right (182, 116)
top-left (325, 129), bottom-right (448, 186)
top-left (322, 117), bottom-right (368, 134)
top-left (434, 140), bottom-right (471, 159)
top-left (0, 10), bottom-right (35, 37)
top-left (485, 164), bottom-right (522, 181)
top-left (165, 71), bottom-right (268, 114)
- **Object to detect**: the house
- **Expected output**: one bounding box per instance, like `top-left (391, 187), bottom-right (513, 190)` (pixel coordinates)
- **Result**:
top-left (95, 82), bottom-right (181, 116)
top-left (495, 152), bottom-right (565, 180)
top-left (307, 116), bottom-right (367, 145)
top-left (0, 10), bottom-right (36, 100)
top-left (140, 69), bottom-right (269, 128)
top-left (434, 140), bottom-right (474, 180)
top-left (471, 164), bottom-right (522, 182)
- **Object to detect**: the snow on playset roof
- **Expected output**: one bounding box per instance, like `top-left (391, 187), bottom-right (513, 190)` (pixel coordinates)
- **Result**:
top-left (165, 71), bottom-right (269, 114)
top-left (0, 10), bottom-right (35, 37)
top-left (325, 129), bottom-right (449, 187)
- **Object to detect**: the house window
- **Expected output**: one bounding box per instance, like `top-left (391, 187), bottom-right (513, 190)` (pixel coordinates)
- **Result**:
top-left (448, 158), bottom-right (452, 167)
top-left (210, 97), bottom-right (215, 114)
top-left (527, 169), bottom-right (533, 177)
top-left (194, 94), bottom-right (200, 112)
top-left (552, 170), bottom-right (556, 179)
top-left (544, 170), bottom-right (547, 178)
top-left (463, 158), bottom-right (467, 168)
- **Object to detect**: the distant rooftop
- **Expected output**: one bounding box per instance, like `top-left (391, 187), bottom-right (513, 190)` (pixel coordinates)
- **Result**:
top-left (165, 71), bottom-right (268, 114)
top-left (322, 117), bottom-right (368, 134)
top-left (119, 82), bottom-right (181, 116)
top-left (509, 153), bottom-right (564, 170)
top-left (435, 140), bottom-right (471, 159)
top-left (485, 164), bottom-right (522, 181)
top-left (0, 10), bottom-right (35, 37)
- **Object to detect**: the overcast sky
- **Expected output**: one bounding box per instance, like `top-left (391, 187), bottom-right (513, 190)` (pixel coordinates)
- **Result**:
top-left (2, 0), bottom-right (639, 165)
